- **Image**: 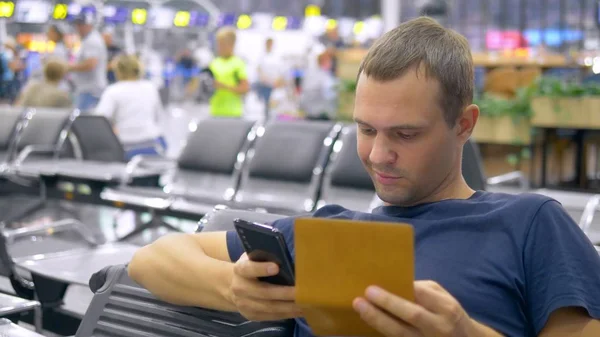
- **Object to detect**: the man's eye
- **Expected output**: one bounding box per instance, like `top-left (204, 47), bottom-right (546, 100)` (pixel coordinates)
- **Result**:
top-left (397, 132), bottom-right (417, 140)
top-left (359, 128), bottom-right (375, 135)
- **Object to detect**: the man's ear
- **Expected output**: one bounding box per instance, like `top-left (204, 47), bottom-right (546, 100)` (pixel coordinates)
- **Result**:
top-left (456, 104), bottom-right (480, 140)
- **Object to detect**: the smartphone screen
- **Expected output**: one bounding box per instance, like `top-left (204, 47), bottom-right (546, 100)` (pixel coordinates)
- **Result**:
top-left (233, 218), bottom-right (295, 286)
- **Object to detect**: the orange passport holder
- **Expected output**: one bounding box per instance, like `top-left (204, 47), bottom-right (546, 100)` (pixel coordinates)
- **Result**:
top-left (294, 218), bottom-right (415, 337)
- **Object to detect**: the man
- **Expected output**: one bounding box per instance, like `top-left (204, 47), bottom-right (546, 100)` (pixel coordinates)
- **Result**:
top-left (207, 27), bottom-right (249, 118)
top-left (69, 11), bottom-right (108, 111)
top-left (128, 17), bottom-right (600, 337)
top-left (47, 24), bottom-right (69, 61)
top-left (256, 37), bottom-right (285, 119)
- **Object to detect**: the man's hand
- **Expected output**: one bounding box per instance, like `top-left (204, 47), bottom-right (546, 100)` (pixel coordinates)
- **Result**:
top-left (228, 254), bottom-right (303, 321)
top-left (353, 280), bottom-right (501, 337)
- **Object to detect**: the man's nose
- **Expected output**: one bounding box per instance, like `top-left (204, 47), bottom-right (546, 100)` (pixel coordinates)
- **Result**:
top-left (369, 135), bottom-right (396, 166)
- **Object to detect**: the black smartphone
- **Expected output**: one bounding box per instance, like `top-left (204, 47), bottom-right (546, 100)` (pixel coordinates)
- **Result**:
top-left (233, 218), bottom-right (295, 286)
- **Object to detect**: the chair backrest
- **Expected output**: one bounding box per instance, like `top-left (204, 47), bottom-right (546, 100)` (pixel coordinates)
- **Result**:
top-left (0, 107), bottom-right (24, 151)
top-left (198, 206), bottom-right (288, 232)
top-left (318, 125), bottom-right (375, 211)
top-left (167, 118), bottom-right (257, 201)
top-left (13, 108), bottom-right (76, 159)
top-left (177, 118), bottom-right (256, 174)
top-left (76, 265), bottom-right (295, 337)
top-left (234, 120), bottom-right (341, 213)
top-left (68, 115), bottom-right (126, 162)
top-left (462, 139), bottom-right (487, 191)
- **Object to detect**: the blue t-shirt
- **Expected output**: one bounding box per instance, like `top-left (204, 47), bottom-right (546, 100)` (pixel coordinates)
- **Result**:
top-left (226, 191), bottom-right (600, 337)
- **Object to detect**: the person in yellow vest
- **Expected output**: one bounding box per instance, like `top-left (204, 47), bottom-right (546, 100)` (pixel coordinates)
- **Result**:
top-left (209, 27), bottom-right (249, 117)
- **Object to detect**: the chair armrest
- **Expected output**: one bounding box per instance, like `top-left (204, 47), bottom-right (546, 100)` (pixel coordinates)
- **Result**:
top-left (120, 155), bottom-right (172, 187)
top-left (14, 145), bottom-right (57, 166)
top-left (579, 195), bottom-right (600, 236)
top-left (486, 171), bottom-right (529, 189)
top-left (131, 155), bottom-right (177, 171)
top-left (3, 218), bottom-right (102, 246)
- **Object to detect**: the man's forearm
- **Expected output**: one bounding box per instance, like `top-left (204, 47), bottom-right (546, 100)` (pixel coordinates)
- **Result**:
top-left (128, 233), bottom-right (237, 311)
top-left (469, 319), bottom-right (503, 337)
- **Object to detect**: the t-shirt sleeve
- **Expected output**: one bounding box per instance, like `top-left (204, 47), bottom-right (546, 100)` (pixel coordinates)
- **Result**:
top-left (525, 200), bottom-right (600, 334)
top-left (236, 59), bottom-right (248, 81)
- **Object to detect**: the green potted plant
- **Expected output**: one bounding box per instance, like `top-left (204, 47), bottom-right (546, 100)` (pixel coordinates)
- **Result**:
top-left (473, 86), bottom-right (533, 145)
top-left (336, 79), bottom-right (357, 121)
top-left (530, 77), bottom-right (600, 128)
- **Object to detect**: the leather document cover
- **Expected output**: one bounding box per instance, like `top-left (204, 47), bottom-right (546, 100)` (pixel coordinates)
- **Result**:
top-left (294, 218), bottom-right (415, 337)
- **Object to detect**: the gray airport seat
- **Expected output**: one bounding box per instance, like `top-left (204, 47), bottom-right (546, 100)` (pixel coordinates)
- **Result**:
top-left (105, 118), bottom-right (257, 216)
top-left (0, 293), bottom-right (39, 317)
top-left (0, 318), bottom-right (44, 336)
top-left (317, 125), bottom-right (376, 212)
top-left (232, 120), bottom-right (342, 215)
top-left (198, 206), bottom-right (288, 232)
top-left (68, 115), bottom-right (126, 162)
top-left (11, 108), bottom-right (76, 165)
top-left (463, 139), bottom-right (528, 192)
top-left (0, 107), bottom-right (25, 164)
top-left (76, 264), bottom-right (295, 337)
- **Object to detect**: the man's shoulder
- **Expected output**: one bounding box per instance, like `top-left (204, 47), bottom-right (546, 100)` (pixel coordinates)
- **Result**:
top-left (271, 205), bottom-right (356, 230)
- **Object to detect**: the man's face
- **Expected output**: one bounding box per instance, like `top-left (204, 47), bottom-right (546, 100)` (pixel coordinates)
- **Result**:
top-left (47, 28), bottom-right (57, 42)
top-left (75, 22), bottom-right (92, 37)
top-left (354, 68), bottom-right (467, 206)
top-left (217, 39), bottom-right (234, 57)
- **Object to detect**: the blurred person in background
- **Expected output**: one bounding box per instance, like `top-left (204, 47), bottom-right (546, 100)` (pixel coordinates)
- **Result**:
top-left (15, 59), bottom-right (71, 108)
top-left (95, 54), bottom-right (166, 160)
top-left (319, 25), bottom-right (346, 76)
top-left (299, 52), bottom-right (338, 120)
top-left (69, 11), bottom-right (108, 111)
top-left (47, 24), bottom-right (69, 61)
top-left (103, 30), bottom-right (122, 85)
top-left (255, 37), bottom-right (286, 120)
top-left (208, 27), bottom-right (249, 118)
top-left (0, 37), bottom-right (25, 103)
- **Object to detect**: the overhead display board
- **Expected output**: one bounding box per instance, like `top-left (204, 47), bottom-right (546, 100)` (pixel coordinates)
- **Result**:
top-left (103, 5), bottom-right (129, 24)
top-left (0, 1), bottom-right (14, 18)
top-left (15, 0), bottom-right (50, 23)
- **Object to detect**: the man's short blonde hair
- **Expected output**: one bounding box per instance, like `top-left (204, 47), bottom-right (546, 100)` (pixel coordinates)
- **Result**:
top-left (44, 59), bottom-right (67, 82)
top-left (358, 17), bottom-right (474, 127)
top-left (216, 26), bottom-right (236, 44)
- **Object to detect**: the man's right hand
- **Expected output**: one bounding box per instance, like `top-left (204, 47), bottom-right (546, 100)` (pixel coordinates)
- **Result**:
top-left (229, 254), bottom-right (303, 321)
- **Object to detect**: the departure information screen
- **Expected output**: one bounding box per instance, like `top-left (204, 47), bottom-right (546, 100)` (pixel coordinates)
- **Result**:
top-left (103, 5), bottom-right (129, 24)
top-left (15, 0), bottom-right (51, 23)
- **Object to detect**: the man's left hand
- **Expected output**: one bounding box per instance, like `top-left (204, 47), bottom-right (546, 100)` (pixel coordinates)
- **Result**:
top-left (353, 280), bottom-right (484, 337)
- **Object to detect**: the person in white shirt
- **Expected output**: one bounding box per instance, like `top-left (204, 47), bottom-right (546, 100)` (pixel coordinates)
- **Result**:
top-left (255, 37), bottom-right (286, 119)
top-left (95, 54), bottom-right (166, 160)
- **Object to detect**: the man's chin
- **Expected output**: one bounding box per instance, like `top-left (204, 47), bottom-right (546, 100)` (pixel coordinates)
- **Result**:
top-left (375, 187), bottom-right (413, 207)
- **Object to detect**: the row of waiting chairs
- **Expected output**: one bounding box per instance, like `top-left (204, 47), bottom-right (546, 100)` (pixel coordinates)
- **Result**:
top-left (0, 106), bottom-right (496, 221)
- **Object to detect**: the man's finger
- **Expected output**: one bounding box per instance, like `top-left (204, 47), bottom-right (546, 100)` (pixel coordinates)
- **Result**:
top-left (241, 278), bottom-right (297, 301)
top-left (353, 297), bottom-right (421, 337)
top-left (234, 258), bottom-right (279, 278)
top-left (414, 281), bottom-right (460, 315)
top-left (364, 286), bottom-right (439, 331)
